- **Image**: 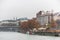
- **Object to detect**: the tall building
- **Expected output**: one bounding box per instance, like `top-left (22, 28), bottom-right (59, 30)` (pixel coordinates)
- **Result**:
top-left (36, 11), bottom-right (53, 27)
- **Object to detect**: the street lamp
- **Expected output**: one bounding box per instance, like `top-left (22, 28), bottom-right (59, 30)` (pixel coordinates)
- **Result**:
top-left (46, 24), bottom-right (48, 28)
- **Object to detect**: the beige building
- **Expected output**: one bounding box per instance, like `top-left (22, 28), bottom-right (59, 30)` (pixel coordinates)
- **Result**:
top-left (54, 15), bottom-right (60, 21)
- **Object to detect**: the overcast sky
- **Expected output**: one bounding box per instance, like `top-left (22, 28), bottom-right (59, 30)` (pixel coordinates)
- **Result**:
top-left (0, 0), bottom-right (60, 20)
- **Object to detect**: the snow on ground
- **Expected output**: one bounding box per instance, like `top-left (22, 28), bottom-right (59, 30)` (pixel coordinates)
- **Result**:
top-left (0, 32), bottom-right (60, 40)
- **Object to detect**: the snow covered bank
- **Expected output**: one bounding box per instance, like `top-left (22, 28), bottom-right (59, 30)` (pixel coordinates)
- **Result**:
top-left (0, 32), bottom-right (59, 40)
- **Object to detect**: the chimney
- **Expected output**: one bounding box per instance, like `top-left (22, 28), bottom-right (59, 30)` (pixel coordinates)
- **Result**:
top-left (36, 11), bottom-right (42, 17)
top-left (39, 11), bottom-right (42, 15)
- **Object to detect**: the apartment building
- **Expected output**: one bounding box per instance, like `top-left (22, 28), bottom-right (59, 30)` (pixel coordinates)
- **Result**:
top-left (36, 11), bottom-right (53, 27)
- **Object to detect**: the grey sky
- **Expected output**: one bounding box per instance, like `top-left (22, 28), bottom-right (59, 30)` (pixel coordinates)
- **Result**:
top-left (0, 0), bottom-right (60, 20)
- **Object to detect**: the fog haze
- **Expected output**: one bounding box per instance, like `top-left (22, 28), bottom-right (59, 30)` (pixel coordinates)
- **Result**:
top-left (0, 0), bottom-right (60, 20)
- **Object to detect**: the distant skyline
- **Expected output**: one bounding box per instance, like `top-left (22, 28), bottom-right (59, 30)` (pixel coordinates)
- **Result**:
top-left (0, 0), bottom-right (60, 20)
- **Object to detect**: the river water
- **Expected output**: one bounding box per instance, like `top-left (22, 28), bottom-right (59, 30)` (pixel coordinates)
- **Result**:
top-left (0, 32), bottom-right (60, 40)
top-left (26, 35), bottom-right (60, 40)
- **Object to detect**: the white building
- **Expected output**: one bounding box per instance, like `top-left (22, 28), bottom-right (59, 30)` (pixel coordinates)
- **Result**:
top-left (0, 20), bottom-right (19, 26)
top-left (0, 20), bottom-right (21, 32)
top-left (36, 11), bottom-right (53, 26)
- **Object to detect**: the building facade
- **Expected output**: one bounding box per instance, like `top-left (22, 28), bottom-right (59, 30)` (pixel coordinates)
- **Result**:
top-left (36, 11), bottom-right (53, 27)
top-left (0, 20), bottom-right (21, 32)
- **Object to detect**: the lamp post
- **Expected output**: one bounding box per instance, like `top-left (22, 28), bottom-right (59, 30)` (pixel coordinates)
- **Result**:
top-left (46, 24), bottom-right (48, 28)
